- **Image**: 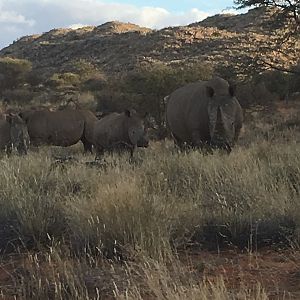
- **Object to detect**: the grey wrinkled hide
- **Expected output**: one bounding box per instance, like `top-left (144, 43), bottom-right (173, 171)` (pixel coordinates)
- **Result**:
top-left (0, 114), bottom-right (30, 155)
top-left (93, 110), bottom-right (149, 160)
top-left (20, 108), bottom-right (98, 153)
top-left (166, 76), bottom-right (243, 152)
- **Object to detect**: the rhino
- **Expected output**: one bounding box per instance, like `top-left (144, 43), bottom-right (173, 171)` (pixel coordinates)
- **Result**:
top-left (0, 113), bottom-right (30, 155)
top-left (166, 76), bottom-right (243, 152)
top-left (93, 110), bottom-right (149, 160)
top-left (19, 108), bottom-right (98, 152)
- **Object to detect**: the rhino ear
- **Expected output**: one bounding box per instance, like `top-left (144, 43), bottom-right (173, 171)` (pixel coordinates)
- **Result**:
top-left (206, 86), bottom-right (214, 98)
top-left (124, 109), bottom-right (131, 117)
top-left (229, 85), bottom-right (236, 97)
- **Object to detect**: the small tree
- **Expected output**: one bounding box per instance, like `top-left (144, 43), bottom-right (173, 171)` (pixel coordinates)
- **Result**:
top-left (123, 61), bottom-right (213, 137)
top-left (234, 0), bottom-right (299, 75)
top-left (0, 57), bottom-right (32, 91)
top-left (66, 59), bottom-right (103, 81)
top-left (124, 63), bottom-right (175, 133)
top-left (45, 72), bottom-right (82, 89)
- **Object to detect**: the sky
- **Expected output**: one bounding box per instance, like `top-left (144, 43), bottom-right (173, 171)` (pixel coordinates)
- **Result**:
top-left (0, 0), bottom-right (241, 50)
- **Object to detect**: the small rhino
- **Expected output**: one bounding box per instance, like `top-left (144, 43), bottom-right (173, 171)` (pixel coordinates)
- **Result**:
top-left (0, 113), bottom-right (30, 155)
top-left (93, 109), bottom-right (149, 160)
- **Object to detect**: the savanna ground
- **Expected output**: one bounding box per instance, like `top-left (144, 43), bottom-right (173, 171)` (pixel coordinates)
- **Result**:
top-left (0, 101), bottom-right (299, 299)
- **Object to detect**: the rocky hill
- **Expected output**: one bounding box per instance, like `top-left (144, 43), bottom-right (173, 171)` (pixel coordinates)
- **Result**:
top-left (0, 7), bottom-right (299, 80)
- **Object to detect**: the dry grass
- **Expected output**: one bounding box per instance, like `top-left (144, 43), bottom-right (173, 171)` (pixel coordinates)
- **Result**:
top-left (0, 103), bottom-right (299, 299)
top-left (0, 249), bottom-right (272, 300)
top-left (1, 139), bottom-right (299, 255)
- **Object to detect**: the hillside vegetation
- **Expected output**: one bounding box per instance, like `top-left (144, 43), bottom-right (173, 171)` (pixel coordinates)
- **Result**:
top-left (0, 7), bottom-right (299, 133)
top-left (1, 7), bottom-right (298, 79)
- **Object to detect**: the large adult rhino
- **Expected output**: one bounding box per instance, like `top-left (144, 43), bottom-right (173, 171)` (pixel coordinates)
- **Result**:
top-left (93, 110), bottom-right (149, 160)
top-left (19, 108), bottom-right (98, 152)
top-left (166, 76), bottom-right (243, 152)
top-left (0, 113), bottom-right (30, 155)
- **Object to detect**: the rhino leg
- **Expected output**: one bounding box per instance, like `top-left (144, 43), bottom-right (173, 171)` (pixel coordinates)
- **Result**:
top-left (172, 133), bottom-right (188, 151)
top-left (129, 145), bottom-right (135, 157)
top-left (5, 143), bottom-right (12, 157)
top-left (190, 131), bottom-right (216, 154)
top-left (110, 142), bottom-right (135, 162)
top-left (128, 145), bottom-right (136, 164)
top-left (83, 142), bottom-right (93, 154)
top-left (191, 131), bottom-right (205, 148)
top-left (81, 136), bottom-right (93, 154)
top-left (95, 146), bottom-right (104, 161)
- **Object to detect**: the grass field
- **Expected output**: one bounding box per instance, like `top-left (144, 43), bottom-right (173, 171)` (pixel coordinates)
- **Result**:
top-left (0, 102), bottom-right (299, 299)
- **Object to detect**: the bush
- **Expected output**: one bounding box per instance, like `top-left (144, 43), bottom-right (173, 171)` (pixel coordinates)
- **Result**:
top-left (0, 57), bottom-right (32, 91)
top-left (25, 69), bottom-right (45, 87)
top-left (120, 61), bottom-right (213, 137)
top-left (82, 73), bottom-right (107, 91)
top-left (236, 80), bottom-right (280, 108)
top-left (46, 72), bottom-right (80, 87)
top-left (2, 88), bottom-right (35, 105)
top-left (66, 59), bottom-right (101, 81)
top-left (254, 70), bottom-right (291, 100)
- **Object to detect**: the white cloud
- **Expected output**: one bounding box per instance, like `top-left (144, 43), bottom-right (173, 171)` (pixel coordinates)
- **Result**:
top-left (0, 7), bottom-right (35, 26)
top-left (0, 0), bottom-right (211, 49)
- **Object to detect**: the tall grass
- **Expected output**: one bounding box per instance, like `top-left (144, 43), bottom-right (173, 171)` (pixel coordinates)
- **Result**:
top-left (0, 136), bottom-right (299, 258)
top-left (2, 248), bottom-right (271, 300)
top-left (0, 108), bottom-right (299, 298)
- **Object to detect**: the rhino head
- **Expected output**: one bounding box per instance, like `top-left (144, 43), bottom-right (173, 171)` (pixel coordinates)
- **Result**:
top-left (206, 78), bottom-right (239, 152)
top-left (125, 109), bottom-right (149, 148)
top-left (6, 113), bottom-right (30, 155)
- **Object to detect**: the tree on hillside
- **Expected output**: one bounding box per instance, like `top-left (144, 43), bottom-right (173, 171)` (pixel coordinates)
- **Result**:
top-left (235, 0), bottom-right (299, 26)
top-left (234, 0), bottom-right (299, 75)
top-left (0, 57), bottom-right (32, 92)
top-left (123, 62), bottom-right (213, 137)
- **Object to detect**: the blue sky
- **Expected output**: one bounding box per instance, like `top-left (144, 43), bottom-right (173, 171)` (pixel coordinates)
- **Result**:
top-left (0, 0), bottom-right (241, 49)
top-left (106, 0), bottom-right (236, 13)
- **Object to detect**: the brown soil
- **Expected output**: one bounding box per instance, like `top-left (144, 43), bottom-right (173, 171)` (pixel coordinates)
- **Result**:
top-left (181, 249), bottom-right (300, 299)
top-left (0, 250), bottom-right (299, 299)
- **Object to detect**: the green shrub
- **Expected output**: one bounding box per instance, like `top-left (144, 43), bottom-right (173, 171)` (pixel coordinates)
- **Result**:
top-left (2, 88), bottom-right (35, 105)
top-left (47, 72), bottom-right (80, 87)
top-left (0, 57), bottom-right (32, 90)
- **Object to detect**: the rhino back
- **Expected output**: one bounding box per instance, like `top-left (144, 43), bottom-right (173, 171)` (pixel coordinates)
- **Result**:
top-left (167, 81), bottom-right (210, 143)
top-left (27, 110), bottom-right (85, 146)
